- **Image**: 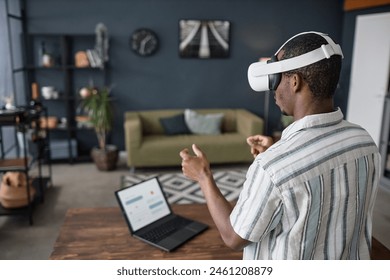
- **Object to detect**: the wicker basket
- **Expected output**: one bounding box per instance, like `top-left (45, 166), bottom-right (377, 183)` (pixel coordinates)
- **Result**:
top-left (0, 172), bottom-right (35, 209)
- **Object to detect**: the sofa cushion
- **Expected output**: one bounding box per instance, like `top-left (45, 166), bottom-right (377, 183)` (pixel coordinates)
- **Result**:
top-left (159, 113), bottom-right (191, 135)
top-left (134, 133), bottom-right (251, 166)
top-left (184, 109), bottom-right (224, 135)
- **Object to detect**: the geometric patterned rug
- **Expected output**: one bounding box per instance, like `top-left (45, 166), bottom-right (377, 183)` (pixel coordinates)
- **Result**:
top-left (120, 168), bottom-right (247, 204)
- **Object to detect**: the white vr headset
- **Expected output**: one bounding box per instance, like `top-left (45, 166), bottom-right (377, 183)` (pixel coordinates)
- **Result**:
top-left (247, 31), bottom-right (344, 92)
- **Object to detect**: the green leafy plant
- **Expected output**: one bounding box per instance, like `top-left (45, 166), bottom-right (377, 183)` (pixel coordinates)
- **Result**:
top-left (81, 87), bottom-right (113, 150)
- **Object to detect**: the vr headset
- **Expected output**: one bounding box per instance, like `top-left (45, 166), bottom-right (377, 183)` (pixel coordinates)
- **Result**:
top-left (247, 31), bottom-right (344, 92)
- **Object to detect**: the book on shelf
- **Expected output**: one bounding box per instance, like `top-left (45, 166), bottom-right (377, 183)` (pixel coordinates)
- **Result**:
top-left (86, 49), bottom-right (104, 68)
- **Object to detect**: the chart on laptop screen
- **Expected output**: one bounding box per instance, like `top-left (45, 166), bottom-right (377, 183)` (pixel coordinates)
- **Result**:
top-left (118, 179), bottom-right (171, 231)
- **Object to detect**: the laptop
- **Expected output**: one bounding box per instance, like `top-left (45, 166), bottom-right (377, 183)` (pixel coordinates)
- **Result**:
top-left (115, 177), bottom-right (208, 252)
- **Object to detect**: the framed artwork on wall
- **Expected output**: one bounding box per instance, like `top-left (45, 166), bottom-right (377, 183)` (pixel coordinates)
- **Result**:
top-left (179, 19), bottom-right (230, 59)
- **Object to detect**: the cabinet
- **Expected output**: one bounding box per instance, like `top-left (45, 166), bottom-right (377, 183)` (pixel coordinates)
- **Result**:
top-left (24, 34), bottom-right (109, 162)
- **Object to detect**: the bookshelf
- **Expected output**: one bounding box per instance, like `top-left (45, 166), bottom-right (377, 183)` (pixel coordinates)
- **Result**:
top-left (24, 34), bottom-right (109, 162)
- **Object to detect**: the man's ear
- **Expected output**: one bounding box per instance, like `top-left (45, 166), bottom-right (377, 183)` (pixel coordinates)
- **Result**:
top-left (291, 73), bottom-right (303, 92)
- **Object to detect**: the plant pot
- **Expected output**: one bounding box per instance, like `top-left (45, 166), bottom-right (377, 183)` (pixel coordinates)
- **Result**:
top-left (91, 145), bottom-right (119, 171)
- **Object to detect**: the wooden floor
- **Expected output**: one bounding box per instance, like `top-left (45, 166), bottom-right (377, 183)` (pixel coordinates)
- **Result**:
top-left (372, 238), bottom-right (390, 259)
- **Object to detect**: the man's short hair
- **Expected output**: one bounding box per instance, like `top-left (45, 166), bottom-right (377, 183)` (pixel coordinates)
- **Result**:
top-left (280, 33), bottom-right (342, 99)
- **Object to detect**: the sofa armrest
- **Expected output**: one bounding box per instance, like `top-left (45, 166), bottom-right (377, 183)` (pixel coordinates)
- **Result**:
top-left (236, 109), bottom-right (264, 137)
top-left (124, 112), bottom-right (142, 149)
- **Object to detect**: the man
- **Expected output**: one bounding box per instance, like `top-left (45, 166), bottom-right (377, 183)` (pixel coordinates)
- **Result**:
top-left (180, 32), bottom-right (380, 259)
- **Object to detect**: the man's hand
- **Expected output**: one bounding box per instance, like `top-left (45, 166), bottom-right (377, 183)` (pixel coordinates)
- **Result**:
top-left (247, 135), bottom-right (274, 158)
top-left (179, 144), bottom-right (250, 250)
top-left (180, 144), bottom-right (212, 183)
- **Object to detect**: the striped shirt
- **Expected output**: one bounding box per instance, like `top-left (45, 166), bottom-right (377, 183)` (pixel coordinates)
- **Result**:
top-left (230, 108), bottom-right (380, 259)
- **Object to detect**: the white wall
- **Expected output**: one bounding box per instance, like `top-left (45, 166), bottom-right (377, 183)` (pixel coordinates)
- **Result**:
top-left (346, 12), bottom-right (390, 146)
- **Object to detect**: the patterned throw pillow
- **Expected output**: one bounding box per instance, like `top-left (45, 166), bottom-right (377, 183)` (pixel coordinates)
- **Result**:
top-left (184, 109), bottom-right (224, 135)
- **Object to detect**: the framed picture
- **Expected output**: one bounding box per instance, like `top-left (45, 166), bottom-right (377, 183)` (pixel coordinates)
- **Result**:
top-left (179, 19), bottom-right (230, 59)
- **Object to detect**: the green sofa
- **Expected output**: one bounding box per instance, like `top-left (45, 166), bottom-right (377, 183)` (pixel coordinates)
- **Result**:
top-left (124, 108), bottom-right (264, 168)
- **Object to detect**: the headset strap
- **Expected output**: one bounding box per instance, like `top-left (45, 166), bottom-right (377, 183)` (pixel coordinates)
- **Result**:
top-left (251, 32), bottom-right (344, 77)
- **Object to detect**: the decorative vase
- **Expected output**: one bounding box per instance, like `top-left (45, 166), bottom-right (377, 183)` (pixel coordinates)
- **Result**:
top-left (79, 87), bottom-right (91, 99)
top-left (90, 145), bottom-right (118, 171)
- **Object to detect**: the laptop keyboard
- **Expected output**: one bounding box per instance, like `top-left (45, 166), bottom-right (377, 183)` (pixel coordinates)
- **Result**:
top-left (140, 217), bottom-right (192, 243)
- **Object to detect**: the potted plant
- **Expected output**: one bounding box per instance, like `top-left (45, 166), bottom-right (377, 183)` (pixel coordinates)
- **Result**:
top-left (81, 86), bottom-right (118, 171)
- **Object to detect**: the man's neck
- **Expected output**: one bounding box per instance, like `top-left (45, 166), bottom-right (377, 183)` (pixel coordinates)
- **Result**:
top-left (293, 98), bottom-right (334, 120)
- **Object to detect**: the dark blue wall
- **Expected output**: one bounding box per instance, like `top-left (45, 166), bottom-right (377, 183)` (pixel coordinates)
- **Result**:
top-left (25, 0), bottom-right (344, 150)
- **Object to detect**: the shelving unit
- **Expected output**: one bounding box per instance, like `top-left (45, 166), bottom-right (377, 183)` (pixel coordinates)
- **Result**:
top-left (24, 33), bottom-right (109, 162)
top-left (1, 0), bottom-right (52, 225)
top-left (0, 107), bottom-right (52, 225)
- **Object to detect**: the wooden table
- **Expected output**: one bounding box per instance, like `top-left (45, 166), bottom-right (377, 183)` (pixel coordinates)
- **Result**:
top-left (50, 204), bottom-right (242, 260)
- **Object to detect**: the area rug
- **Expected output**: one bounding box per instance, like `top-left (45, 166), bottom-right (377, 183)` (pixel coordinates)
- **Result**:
top-left (120, 168), bottom-right (247, 204)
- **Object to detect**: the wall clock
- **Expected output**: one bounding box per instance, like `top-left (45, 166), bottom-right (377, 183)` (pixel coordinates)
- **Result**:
top-left (130, 28), bottom-right (159, 56)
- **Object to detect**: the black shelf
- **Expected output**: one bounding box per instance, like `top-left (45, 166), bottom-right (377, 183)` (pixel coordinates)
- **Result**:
top-left (0, 157), bottom-right (34, 172)
top-left (25, 33), bottom-right (109, 162)
top-left (0, 203), bottom-right (34, 219)
top-left (25, 65), bottom-right (64, 70)
top-left (26, 65), bottom-right (106, 71)
top-left (2, 0), bottom-right (53, 225)
top-left (0, 107), bottom-right (52, 225)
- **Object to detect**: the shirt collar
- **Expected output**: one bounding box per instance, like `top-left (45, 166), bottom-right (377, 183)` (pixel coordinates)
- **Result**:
top-left (281, 108), bottom-right (344, 139)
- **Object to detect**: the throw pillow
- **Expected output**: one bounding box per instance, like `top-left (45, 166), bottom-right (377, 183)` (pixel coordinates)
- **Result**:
top-left (184, 109), bottom-right (224, 135)
top-left (159, 113), bottom-right (192, 135)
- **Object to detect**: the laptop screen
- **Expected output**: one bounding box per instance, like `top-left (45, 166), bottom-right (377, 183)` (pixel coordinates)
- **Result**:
top-left (116, 177), bottom-right (171, 232)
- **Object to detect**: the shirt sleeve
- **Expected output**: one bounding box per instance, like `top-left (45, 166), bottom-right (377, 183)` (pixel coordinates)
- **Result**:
top-left (230, 161), bottom-right (283, 242)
